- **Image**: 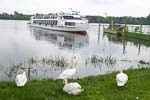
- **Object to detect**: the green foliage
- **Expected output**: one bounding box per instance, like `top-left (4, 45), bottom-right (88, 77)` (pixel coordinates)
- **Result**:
top-left (86, 14), bottom-right (150, 25)
top-left (0, 68), bottom-right (150, 100)
top-left (0, 11), bottom-right (31, 20)
top-left (0, 11), bottom-right (150, 25)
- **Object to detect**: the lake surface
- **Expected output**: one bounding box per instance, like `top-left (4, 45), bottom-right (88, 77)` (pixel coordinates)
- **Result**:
top-left (0, 20), bottom-right (150, 81)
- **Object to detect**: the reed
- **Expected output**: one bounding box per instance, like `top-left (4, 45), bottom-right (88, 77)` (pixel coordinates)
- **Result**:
top-left (5, 56), bottom-right (73, 79)
top-left (138, 60), bottom-right (150, 65)
top-left (86, 55), bottom-right (117, 67)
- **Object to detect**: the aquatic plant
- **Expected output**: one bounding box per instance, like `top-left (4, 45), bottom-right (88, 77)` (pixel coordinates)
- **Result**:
top-left (138, 60), bottom-right (150, 65)
top-left (86, 55), bottom-right (117, 67)
top-left (28, 57), bottom-right (39, 65)
top-left (5, 55), bottom-right (73, 79)
top-left (40, 56), bottom-right (68, 67)
top-left (6, 61), bottom-right (37, 80)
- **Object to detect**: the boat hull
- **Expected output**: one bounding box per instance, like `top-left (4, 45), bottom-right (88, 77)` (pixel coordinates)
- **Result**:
top-left (29, 24), bottom-right (88, 33)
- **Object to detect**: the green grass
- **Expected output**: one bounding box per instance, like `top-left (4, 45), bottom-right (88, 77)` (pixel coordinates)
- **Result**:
top-left (123, 32), bottom-right (150, 41)
top-left (0, 68), bottom-right (150, 100)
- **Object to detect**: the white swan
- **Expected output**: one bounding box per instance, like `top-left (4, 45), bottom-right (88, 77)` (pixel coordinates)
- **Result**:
top-left (56, 56), bottom-right (77, 80)
top-left (15, 72), bottom-right (27, 87)
top-left (116, 69), bottom-right (128, 86)
top-left (63, 79), bottom-right (83, 95)
top-left (56, 68), bottom-right (76, 80)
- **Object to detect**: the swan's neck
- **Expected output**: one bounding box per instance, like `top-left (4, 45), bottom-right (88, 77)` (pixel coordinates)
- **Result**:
top-left (64, 79), bottom-right (68, 85)
top-left (120, 69), bottom-right (123, 73)
top-left (23, 72), bottom-right (26, 75)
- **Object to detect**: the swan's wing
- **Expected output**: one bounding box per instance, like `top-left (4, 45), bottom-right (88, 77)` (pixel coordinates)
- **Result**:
top-left (63, 83), bottom-right (83, 95)
top-left (71, 88), bottom-right (83, 95)
top-left (116, 73), bottom-right (128, 82)
top-left (58, 68), bottom-right (76, 79)
top-left (63, 83), bottom-right (81, 91)
top-left (15, 74), bottom-right (27, 84)
top-left (15, 74), bottom-right (22, 83)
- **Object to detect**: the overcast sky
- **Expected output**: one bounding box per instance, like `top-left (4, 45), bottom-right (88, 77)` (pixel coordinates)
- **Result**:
top-left (0, 0), bottom-right (150, 17)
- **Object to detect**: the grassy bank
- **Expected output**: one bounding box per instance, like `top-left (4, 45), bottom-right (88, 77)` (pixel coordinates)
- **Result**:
top-left (0, 68), bottom-right (150, 100)
top-left (122, 32), bottom-right (150, 41)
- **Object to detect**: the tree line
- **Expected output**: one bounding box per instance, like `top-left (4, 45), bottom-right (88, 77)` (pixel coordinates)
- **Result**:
top-left (0, 11), bottom-right (150, 25)
top-left (0, 11), bottom-right (31, 20)
top-left (86, 14), bottom-right (150, 25)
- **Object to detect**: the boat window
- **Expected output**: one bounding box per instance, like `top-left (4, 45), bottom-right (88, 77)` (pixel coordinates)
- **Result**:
top-left (65, 22), bottom-right (75, 26)
top-left (63, 16), bottom-right (81, 20)
top-left (33, 17), bottom-right (36, 19)
top-left (63, 16), bottom-right (73, 19)
top-left (73, 17), bottom-right (81, 20)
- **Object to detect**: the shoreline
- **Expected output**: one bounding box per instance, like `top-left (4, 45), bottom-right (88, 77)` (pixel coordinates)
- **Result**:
top-left (0, 67), bottom-right (150, 100)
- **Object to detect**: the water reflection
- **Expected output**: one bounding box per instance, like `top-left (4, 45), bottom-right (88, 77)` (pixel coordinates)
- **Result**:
top-left (0, 21), bottom-right (150, 81)
top-left (30, 27), bottom-right (89, 50)
top-left (103, 32), bottom-right (150, 55)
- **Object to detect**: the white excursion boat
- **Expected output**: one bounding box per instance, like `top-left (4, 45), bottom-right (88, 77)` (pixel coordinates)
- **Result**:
top-left (28, 10), bottom-right (88, 33)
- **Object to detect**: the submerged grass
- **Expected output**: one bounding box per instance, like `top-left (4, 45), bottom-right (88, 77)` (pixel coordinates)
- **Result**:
top-left (138, 60), bottom-right (150, 65)
top-left (5, 56), bottom-right (72, 79)
top-left (0, 68), bottom-right (150, 100)
top-left (86, 55), bottom-right (117, 67)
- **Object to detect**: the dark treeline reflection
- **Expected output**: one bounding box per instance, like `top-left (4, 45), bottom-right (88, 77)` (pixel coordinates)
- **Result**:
top-left (103, 32), bottom-right (150, 55)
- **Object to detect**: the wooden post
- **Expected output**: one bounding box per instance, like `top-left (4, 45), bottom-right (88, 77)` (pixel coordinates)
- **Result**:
top-left (140, 24), bottom-right (142, 33)
top-left (98, 24), bottom-right (100, 43)
top-left (111, 20), bottom-right (113, 30)
top-left (140, 17), bottom-right (143, 33)
top-left (138, 44), bottom-right (141, 55)
top-left (28, 67), bottom-right (31, 80)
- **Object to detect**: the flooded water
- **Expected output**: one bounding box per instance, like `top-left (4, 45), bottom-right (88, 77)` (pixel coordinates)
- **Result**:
top-left (0, 20), bottom-right (150, 81)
